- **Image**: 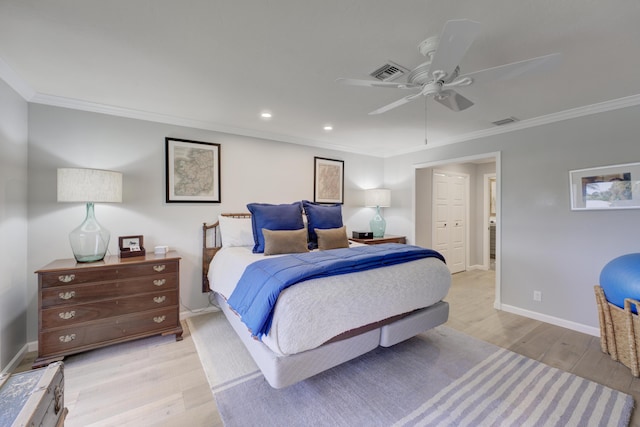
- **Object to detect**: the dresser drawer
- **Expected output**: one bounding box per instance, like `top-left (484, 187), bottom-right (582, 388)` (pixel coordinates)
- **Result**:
top-left (41, 289), bottom-right (178, 329)
top-left (39, 308), bottom-right (179, 357)
top-left (120, 260), bottom-right (178, 278)
top-left (40, 268), bottom-right (118, 288)
top-left (41, 274), bottom-right (178, 308)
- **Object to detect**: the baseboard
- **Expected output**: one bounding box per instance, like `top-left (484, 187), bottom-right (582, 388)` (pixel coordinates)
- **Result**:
top-left (500, 304), bottom-right (600, 337)
top-left (180, 305), bottom-right (220, 320)
top-left (467, 264), bottom-right (488, 271)
top-left (1, 343), bottom-right (30, 376)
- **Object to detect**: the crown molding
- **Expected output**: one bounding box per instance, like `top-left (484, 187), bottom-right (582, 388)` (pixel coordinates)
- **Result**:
top-left (3, 59), bottom-right (639, 158)
top-left (387, 93), bottom-right (640, 157)
top-left (29, 93), bottom-right (367, 155)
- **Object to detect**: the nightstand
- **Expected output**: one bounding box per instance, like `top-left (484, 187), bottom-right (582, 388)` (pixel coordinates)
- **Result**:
top-left (34, 252), bottom-right (183, 368)
top-left (350, 235), bottom-right (406, 245)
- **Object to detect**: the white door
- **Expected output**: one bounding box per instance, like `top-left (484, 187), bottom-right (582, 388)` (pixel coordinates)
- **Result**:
top-left (432, 170), bottom-right (467, 273)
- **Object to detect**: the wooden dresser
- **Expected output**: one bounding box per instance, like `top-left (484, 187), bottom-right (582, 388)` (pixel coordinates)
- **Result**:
top-left (34, 252), bottom-right (183, 368)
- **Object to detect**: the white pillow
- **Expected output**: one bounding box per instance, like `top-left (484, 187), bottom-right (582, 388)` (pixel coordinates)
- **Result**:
top-left (218, 215), bottom-right (254, 247)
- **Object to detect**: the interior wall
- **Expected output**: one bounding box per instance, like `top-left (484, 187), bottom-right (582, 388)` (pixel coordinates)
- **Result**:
top-left (386, 105), bottom-right (640, 331)
top-left (26, 104), bottom-right (384, 342)
top-left (0, 78), bottom-right (28, 370)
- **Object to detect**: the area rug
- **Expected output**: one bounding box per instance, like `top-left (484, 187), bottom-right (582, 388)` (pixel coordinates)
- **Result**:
top-left (187, 312), bottom-right (633, 427)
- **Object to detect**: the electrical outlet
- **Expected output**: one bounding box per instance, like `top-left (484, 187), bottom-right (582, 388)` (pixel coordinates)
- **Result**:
top-left (533, 291), bottom-right (542, 302)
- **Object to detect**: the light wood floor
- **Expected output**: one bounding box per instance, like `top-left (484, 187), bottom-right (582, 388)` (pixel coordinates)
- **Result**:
top-left (14, 269), bottom-right (639, 426)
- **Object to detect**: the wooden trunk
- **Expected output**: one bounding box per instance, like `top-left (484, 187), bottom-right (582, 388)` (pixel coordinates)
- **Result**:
top-left (0, 362), bottom-right (67, 426)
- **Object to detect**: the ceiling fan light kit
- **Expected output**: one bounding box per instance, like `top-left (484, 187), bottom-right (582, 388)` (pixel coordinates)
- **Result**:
top-left (338, 19), bottom-right (561, 116)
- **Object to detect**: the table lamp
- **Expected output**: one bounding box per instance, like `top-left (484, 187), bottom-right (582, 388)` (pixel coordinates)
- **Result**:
top-left (57, 168), bottom-right (123, 262)
top-left (365, 188), bottom-right (391, 238)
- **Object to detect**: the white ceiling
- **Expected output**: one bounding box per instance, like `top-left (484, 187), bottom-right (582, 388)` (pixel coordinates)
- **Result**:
top-left (1, 1), bottom-right (640, 157)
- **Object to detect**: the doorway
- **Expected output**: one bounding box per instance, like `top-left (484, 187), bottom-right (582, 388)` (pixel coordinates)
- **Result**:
top-left (414, 152), bottom-right (500, 308)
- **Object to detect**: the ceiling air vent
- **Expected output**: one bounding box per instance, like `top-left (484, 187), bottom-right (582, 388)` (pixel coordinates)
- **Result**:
top-left (370, 61), bottom-right (408, 81)
top-left (491, 116), bottom-right (519, 126)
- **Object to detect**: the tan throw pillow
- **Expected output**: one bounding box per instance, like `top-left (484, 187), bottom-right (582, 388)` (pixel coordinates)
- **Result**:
top-left (262, 228), bottom-right (309, 255)
top-left (316, 226), bottom-right (349, 250)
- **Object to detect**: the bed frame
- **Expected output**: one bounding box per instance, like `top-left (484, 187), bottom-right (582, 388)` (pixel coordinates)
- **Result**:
top-left (202, 213), bottom-right (450, 388)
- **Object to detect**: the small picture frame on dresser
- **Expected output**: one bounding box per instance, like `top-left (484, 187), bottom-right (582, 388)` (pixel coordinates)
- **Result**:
top-left (119, 235), bottom-right (146, 258)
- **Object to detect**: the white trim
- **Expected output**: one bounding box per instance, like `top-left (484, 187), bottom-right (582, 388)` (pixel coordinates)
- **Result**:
top-left (1, 55), bottom-right (638, 158)
top-left (29, 93), bottom-right (367, 155)
top-left (501, 304), bottom-right (600, 337)
top-left (0, 343), bottom-right (30, 376)
top-left (393, 94), bottom-right (640, 157)
top-left (180, 305), bottom-right (220, 320)
top-left (414, 151), bottom-right (501, 308)
top-left (483, 173), bottom-right (496, 270)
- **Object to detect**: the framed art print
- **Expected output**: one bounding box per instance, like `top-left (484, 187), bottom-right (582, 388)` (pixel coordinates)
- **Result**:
top-left (166, 137), bottom-right (221, 203)
top-left (569, 162), bottom-right (640, 210)
top-left (314, 157), bottom-right (344, 204)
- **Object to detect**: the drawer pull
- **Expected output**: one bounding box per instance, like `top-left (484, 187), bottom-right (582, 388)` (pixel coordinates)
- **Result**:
top-left (59, 291), bottom-right (76, 300)
top-left (58, 274), bottom-right (76, 283)
top-left (153, 279), bottom-right (166, 287)
top-left (153, 296), bottom-right (166, 304)
top-left (58, 311), bottom-right (76, 320)
top-left (153, 315), bottom-right (166, 323)
top-left (153, 265), bottom-right (166, 272)
top-left (59, 334), bottom-right (76, 343)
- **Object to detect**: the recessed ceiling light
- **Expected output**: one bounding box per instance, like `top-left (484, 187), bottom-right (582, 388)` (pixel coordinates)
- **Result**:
top-left (323, 125), bottom-right (333, 131)
top-left (260, 112), bottom-right (272, 119)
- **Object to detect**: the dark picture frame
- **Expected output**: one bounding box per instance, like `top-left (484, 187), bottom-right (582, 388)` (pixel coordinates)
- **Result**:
top-left (314, 157), bottom-right (344, 204)
top-left (165, 137), bottom-right (221, 203)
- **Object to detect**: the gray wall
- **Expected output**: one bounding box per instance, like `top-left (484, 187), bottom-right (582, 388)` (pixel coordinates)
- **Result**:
top-left (385, 105), bottom-right (640, 330)
top-left (0, 78), bottom-right (28, 370)
top-left (25, 104), bottom-right (384, 343)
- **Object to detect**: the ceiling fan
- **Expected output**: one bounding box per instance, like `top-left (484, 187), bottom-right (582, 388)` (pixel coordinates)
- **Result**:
top-left (337, 19), bottom-right (561, 115)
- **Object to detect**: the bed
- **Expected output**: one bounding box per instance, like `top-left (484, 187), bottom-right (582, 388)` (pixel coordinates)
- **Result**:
top-left (202, 205), bottom-right (451, 389)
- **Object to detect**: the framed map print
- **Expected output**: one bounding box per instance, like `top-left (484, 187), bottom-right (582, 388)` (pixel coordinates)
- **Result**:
top-left (165, 137), bottom-right (221, 203)
top-left (314, 156), bottom-right (344, 204)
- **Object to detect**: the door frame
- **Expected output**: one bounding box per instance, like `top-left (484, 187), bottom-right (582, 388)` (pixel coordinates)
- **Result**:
top-left (483, 173), bottom-right (496, 270)
top-left (414, 151), bottom-right (502, 309)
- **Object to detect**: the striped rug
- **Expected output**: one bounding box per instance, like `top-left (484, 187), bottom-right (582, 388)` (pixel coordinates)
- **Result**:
top-left (394, 348), bottom-right (630, 427)
top-left (188, 312), bottom-right (633, 427)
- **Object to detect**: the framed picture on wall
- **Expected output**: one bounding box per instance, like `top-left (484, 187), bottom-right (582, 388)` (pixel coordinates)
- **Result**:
top-left (569, 162), bottom-right (640, 210)
top-left (314, 157), bottom-right (344, 204)
top-left (165, 137), bottom-right (221, 203)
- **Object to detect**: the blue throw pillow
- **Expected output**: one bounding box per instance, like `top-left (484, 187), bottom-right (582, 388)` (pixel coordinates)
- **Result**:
top-left (247, 202), bottom-right (304, 253)
top-left (302, 200), bottom-right (344, 249)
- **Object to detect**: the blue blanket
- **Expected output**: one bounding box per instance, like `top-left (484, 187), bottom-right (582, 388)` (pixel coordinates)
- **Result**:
top-left (227, 243), bottom-right (445, 339)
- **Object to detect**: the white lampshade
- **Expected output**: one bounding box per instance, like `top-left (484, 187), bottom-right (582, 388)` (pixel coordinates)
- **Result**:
top-left (57, 168), bottom-right (123, 263)
top-left (57, 168), bottom-right (123, 203)
top-left (365, 188), bottom-right (391, 207)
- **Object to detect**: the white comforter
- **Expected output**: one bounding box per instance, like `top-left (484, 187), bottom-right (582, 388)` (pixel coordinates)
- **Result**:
top-left (209, 246), bottom-right (451, 356)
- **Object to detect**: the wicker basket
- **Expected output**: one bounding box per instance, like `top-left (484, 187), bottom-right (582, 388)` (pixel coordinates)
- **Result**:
top-left (594, 285), bottom-right (640, 376)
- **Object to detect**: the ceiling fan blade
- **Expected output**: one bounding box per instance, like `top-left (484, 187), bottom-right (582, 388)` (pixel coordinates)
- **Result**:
top-left (336, 78), bottom-right (420, 90)
top-left (429, 19), bottom-right (482, 79)
top-left (433, 90), bottom-right (474, 112)
top-left (459, 52), bottom-right (562, 85)
top-left (369, 92), bottom-right (422, 115)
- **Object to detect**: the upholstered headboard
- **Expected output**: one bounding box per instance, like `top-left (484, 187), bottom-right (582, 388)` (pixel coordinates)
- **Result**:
top-left (201, 213), bottom-right (251, 293)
